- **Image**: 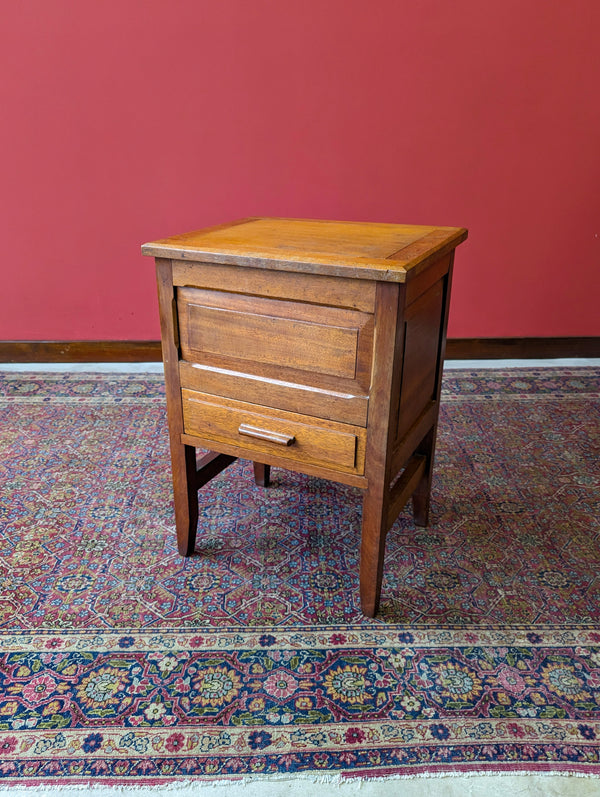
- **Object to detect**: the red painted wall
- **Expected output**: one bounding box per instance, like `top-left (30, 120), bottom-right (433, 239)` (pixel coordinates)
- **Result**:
top-left (2, 0), bottom-right (599, 340)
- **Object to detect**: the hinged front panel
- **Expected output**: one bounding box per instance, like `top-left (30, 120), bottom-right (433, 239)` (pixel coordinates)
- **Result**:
top-left (181, 290), bottom-right (360, 379)
top-left (176, 283), bottom-right (374, 423)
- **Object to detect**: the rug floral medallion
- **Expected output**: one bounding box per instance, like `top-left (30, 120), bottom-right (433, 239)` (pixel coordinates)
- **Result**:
top-left (0, 369), bottom-right (599, 784)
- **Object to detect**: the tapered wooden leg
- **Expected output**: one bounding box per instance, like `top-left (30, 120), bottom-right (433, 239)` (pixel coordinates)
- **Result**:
top-left (171, 448), bottom-right (237, 556)
top-left (171, 443), bottom-right (200, 556)
top-left (253, 462), bottom-right (270, 487)
top-left (412, 427), bottom-right (436, 526)
top-left (359, 281), bottom-right (402, 618)
top-left (359, 489), bottom-right (390, 618)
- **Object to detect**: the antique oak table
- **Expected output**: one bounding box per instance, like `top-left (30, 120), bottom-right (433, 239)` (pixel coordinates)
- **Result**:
top-left (142, 218), bottom-right (467, 616)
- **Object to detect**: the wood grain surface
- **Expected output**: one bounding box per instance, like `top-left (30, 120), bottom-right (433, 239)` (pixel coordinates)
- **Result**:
top-left (142, 217), bottom-right (467, 282)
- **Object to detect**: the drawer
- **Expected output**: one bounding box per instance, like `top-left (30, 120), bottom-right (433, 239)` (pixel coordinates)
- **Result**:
top-left (181, 389), bottom-right (366, 476)
top-left (177, 287), bottom-right (374, 398)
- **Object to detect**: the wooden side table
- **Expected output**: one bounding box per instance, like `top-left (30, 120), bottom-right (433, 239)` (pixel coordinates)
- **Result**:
top-left (142, 218), bottom-right (467, 616)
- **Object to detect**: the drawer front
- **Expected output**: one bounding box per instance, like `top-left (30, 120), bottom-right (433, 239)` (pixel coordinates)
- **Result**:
top-left (181, 389), bottom-right (366, 476)
top-left (177, 287), bottom-right (374, 398)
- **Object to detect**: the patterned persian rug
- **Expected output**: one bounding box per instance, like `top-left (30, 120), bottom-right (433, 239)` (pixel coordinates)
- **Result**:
top-left (0, 368), bottom-right (598, 786)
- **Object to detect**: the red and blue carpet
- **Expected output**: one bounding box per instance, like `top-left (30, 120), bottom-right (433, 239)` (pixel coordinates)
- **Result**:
top-left (0, 368), bottom-right (598, 785)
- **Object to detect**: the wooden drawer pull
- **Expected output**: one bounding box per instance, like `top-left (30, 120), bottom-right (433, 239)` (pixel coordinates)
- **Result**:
top-left (238, 423), bottom-right (296, 447)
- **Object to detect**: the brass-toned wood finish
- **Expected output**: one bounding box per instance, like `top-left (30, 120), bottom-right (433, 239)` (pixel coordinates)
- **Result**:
top-left (144, 217), bottom-right (468, 616)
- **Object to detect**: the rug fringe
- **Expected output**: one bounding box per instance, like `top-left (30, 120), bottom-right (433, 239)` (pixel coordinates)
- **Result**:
top-left (1, 770), bottom-right (600, 795)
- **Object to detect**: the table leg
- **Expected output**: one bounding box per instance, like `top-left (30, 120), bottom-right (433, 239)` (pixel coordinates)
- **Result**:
top-left (253, 462), bottom-right (271, 487)
top-left (412, 426), bottom-right (436, 526)
top-left (171, 443), bottom-right (200, 557)
top-left (172, 448), bottom-right (237, 556)
top-left (359, 489), bottom-right (389, 618)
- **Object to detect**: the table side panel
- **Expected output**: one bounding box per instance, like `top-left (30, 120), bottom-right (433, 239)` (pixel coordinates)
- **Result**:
top-left (395, 280), bottom-right (445, 443)
top-left (392, 258), bottom-right (452, 470)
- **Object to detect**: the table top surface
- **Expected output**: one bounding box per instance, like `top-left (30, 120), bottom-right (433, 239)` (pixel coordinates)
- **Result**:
top-left (142, 217), bottom-right (467, 282)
